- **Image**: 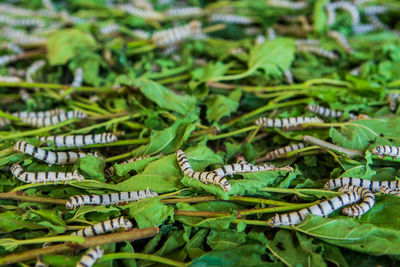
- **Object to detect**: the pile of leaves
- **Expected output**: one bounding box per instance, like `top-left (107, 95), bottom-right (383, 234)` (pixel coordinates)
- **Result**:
top-left (1, 0), bottom-right (400, 266)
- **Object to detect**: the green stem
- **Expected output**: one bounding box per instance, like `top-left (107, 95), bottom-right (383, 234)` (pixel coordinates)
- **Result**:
top-left (54, 138), bottom-right (149, 150)
top-left (0, 81), bottom-right (114, 93)
top-left (105, 152), bottom-right (132, 163)
top-left (261, 187), bottom-right (340, 198)
top-left (239, 202), bottom-right (318, 216)
top-left (67, 115), bottom-right (136, 134)
top-left (100, 253), bottom-right (188, 267)
top-left (208, 125), bottom-right (258, 140)
top-left (232, 219), bottom-right (271, 227)
top-left (229, 196), bottom-right (291, 206)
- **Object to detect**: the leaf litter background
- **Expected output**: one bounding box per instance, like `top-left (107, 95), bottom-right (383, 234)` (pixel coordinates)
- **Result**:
top-left (0, 0), bottom-right (399, 266)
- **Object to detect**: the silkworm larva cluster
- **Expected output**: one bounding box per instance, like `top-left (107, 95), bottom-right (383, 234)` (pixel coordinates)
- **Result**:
top-left (296, 45), bottom-right (339, 60)
top-left (71, 67), bottom-right (83, 87)
top-left (65, 189), bottom-right (158, 209)
top-left (264, 143), bottom-right (306, 161)
top-left (255, 116), bottom-right (324, 128)
top-left (71, 216), bottom-right (133, 237)
top-left (11, 163), bottom-right (84, 183)
top-left (268, 0), bottom-right (308, 10)
top-left (372, 145), bottom-right (400, 159)
top-left (151, 20), bottom-right (202, 47)
top-left (209, 14), bottom-right (253, 25)
top-left (328, 30), bottom-right (354, 54)
top-left (324, 177), bottom-right (400, 192)
top-left (76, 246), bottom-right (103, 267)
top-left (104, 155), bottom-right (150, 178)
top-left (14, 141), bottom-right (98, 165)
top-left (176, 150), bottom-right (231, 192)
top-left (268, 191), bottom-right (361, 226)
top-left (20, 110), bottom-right (87, 127)
top-left (25, 60), bottom-right (46, 83)
top-left (338, 185), bottom-right (375, 217)
top-left (40, 133), bottom-right (117, 147)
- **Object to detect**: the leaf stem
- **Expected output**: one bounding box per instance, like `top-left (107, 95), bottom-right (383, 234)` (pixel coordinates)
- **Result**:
top-left (208, 125), bottom-right (258, 140)
top-left (302, 135), bottom-right (364, 158)
top-left (238, 202), bottom-right (318, 216)
top-left (0, 191), bottom-right (67, 205)
top-left (100, 253), bottom-right (188, 267)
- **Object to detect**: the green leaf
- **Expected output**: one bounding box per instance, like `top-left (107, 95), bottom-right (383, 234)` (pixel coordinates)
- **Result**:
top-left (79, 155), bottom-right (105, 182)
top-left (206, 90), bottom-right (241, 123)
top-left (47, 29), bottom-right (97, 65)
top-left (186, 229), bottom-right (209, 260)
top-left (127, 198), bottom-right (173, 228)
top-left (313, 0), bottom-right (329, 33)
top-left (114, 155), bottom-right (160, 177)
top-left (207, 230), bottom-right (247, 250)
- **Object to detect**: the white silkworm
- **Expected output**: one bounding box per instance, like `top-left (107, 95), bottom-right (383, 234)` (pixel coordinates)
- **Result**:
top-left (268, 0), bottom-right (308, 9)
top-left (0, 55), bottom-right (18, 66)
top-left (328, 31), bottom-right (354, 54)
top-left (372, 146), bottom-right (400, 159)
top-left (379, 186), bottom-right (400, 197)
top-left (162, 44), bottom-right (180, 55)
top-left (132, 0), bottom-right (154, 10)
top-left (65, 189), bottom-right (158, 209)
top-left (20, 110), bottom-right (87, 127)
top-left (307, 104), bottom-right (344, 118)
top-left (132, 29), bottom-right (151, 40)
top-left (265, 143), bottom-right (306, 161)
top-left (25, 60), bottom-right (45, 83)
top-left (268, 191), bottom-right (360, 226)
top-left (166, 7), bottom-right (203, 17)
top-left (40, 133), bottom-right (117, 147)
top-left (324, 177), bottom-right (400, 192)
top-left (284, 69), bottom-right (294, 84)
top-left (76, 246), bottom-right (103, 267)
top-left (296, 45), bottom-right (339, 59)
top-left (152, 20), bottom-right (202, 47)
top-left (99, 24), bottom-right (120, 35)
top-left (353, 24), bottom-right (376, 34)
top-left (71, 216), bottom-right (133, 237)
top-left (213, 161), bottom-right (293, 178)
top-left (105, 155), bottom-right (151, 178)
top-left (364, 5), bottom-right (388, 15)
top-left (387, 93), bottom-right (400, 111)
top-left (2, 28), bottom-right (47, 46)
top-left (176, 150), bottom-right (231, 192)
top-left (339, 185), bottom-right (375, 217)
top-left (209, 14), bottom-right (253, 25)
top-left (19, 89), bottom-right (32, 102)
top-left (327, 2), bottom-right (360, 26)
top-left (0, 14), bottom-right (45, 27)
top-left (0, 118), bottom-right (10, 128)
top-left (12, 109), bottom-right (65, 119)
top-left (0, 42), bottom-right (23, 54)
top-left (11, 163), bottom-right (84, 184)
top-left (14, 141), bottom-right (98, 165)
top-left (0, 4), bottom-right (35, 16)
top-left (0, 75), bottom-right (21, 82)
top-left (295, 39), bottom-right (320, 46)
top-left (118, 4), bottom-right (163, 19)
top-left (255, 116), bottom-right (324, 128)
top-left (71, 68), bottom-right (83, 87)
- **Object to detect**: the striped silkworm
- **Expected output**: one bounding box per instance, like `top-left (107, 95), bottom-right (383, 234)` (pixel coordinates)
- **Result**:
top-left (326, 2), bottom-right (360, 26)
top-left (166, 7), bottom-right (203, 17)
top-left (264, 143), bottom-right (306, 161)
top-left (268, 0), bottom-right (308, 9)
top-left (213, 161), bottom-right (293, 178)
top-left (40, 133), bottom-right (118, 147)
top-left (65, 189), bottom-right (158, 209)
top-left (324, 177), bottom-right (400, 192)
top-left (338, 185), bottom-right (375, 217)
top-left (255, 116), bottom-right (324, 128)
top-left (71, 216), bottom-right (133, 237)
top-left (267, 191), bottom-right (360, 227)
top-left (0, 54), bottom-right (18, 66)
top-left (71, 68), bottom-right (83, 87)
top-left (176, 150), bottom-right (231, 192)
top-left (76, 246), bottom-right (103, 267)
top-left (20, 110), bottom-right (87, 127)
top-left (117, 4), bottom-right (163, 19)
top-left (364, 5), bottom-right (388, 15)
top-left (387, 93), bottom-right (400, 111)
top-left (25, 60), bottom-right (45, 83)
top-left (328, 31), bottom-right (354, 54)
top-left (12, 108), bottom-right (65, 119)
top-left (0, 75), bottom-right (21, 82)
top-left (2, 27), bottom-right (47, 45)
top-left (372, 145), bottom-right (400, 159)
top-left (11, 163), bottom-right (84, 183)
top-left (35, 255), bottom-right (48, 267)
top-left (296, 45), bottom-right (339, 59)
top-left (99, 23), bottom-right (120, 35)
top-left (105, 155), bottom-right (151, 178)
top-left (152, 21), bottom-right (202, 47)
top-left (14, 141), bottom-right (98, 165)
top-left (307, 104), bottom-right (344, 118)
top-left (0, 118), bottom-right (10, 128)
top-left (379, 186), bottom-right (400, 197)
top-left (209, 14), bottom-right (253, 25)
top-left (0, 14), bottom-right (45, 27)
top-left (353, 24), bottom-right (376, 34)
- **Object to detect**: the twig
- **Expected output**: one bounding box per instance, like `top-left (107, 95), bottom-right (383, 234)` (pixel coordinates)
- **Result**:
top-left (0, 227), bottom-right (159, 265)
top-left (0, 191), bottom-right (67, 205)
top-left (302, 135), bottom-right (364, 158)
top-left (161, 195), bottom-right (217, 204)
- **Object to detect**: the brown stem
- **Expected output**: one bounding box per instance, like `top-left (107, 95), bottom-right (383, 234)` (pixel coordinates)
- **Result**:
top-left (174, 210), bottom-right (230, 218)
top-left (0, 227), bottom-right (159, 265)
top-left (16, 48), bottom-right (46, 60)
top-left (0, 191), bottom-right (67, 205)
top-left (302, 135), bottom-right (364, 158)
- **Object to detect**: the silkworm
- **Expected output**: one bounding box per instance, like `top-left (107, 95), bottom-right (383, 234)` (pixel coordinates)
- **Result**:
top-left (296, 45), bottom-right (339, 59)
top-left (65, 189), bottom-right (158, 209)
top-left (349, 66), bottom-right (361, 76)
top-left (0, 14), bottom-right (45, 27)
top-left (12, 108), bottom-right (65, 119)
top-left (267, 191), bottom-right (360, 227)
top-left (176, 150), bottom-right (231, 192)
top-left (14, 141), bottom-right (98, 165)
top-left (213, 161), bottom-right (292, 178)
top-left (71, 68), bottom-right (83, 87)
top-left (364, 5), bottom-right (388, 15)
top-left (353, 24), bottom-right (376, 34)
top-left (19, 89), bottom-right (32, 102)
top-left (255, 116), bottom-right (324, 128)
top-left (327, 2), bottom-right (360, 26)
top-left (372, 145), bottom-right (400, 159)
top-left (295, 39), bottom-right (320, 46)
top-left (307, 104), bottom-right (344, 118)
top-left (284, 69), bottom-right (294, 84)
top-left (166, 7), bottom-right (203, 17)
top-left (339, 185), bottom-right (375, 217)
top-left (25, 60), bottom-right (45, 83)
top-left (328, 31), bottom-right (354, 54)
top-left (2, 28), bottom-right (47, 45)
top-left (118, 4), bottom-right (163, 19)
top-left (71, 216), bottom-right (133, 237)
top-left (42, 0), bottom-right (55, 11)
top-left (267, 27), bottom-right (276, 40)
top-left (132, 0), bottom-right (154, 10)
top-left (255, 34), bottom-right (266, 45)
top-left (151, 20), bottom-right (202, 47)
top-left (209, 14), bottom-right (253, 25)
top-left (132, 29), bottom-right (151, 40)
top-left (76, 246), bottom-right (103, 267)
top-left (99, 23), bottom-right (120, 35)
top-left (0, 55), bottom-right (18, 66)
top-left (0, 4), bottom-right (35, 16)
top-left (0, 42), bottom-right (23, 54)
top-left (40, 133), bottom-right (117, 147)
top-left (379, 186), bottom-right (400, 197)
top-left (35, 255), bottom-right (48, 267)
top-left (265, 143), bottom-right (306, 161)
top-left (0, 75), bottom-right (21, 82)
top-left (105, 155), bottom-right (151, 178)
top-left (387, 93), bottom-right (400, 111)
top-left (0, 118), bottom-right (10, 128)
top-left (268, 0), bottom-right (308, 9)
top-left (324, 177), bottom-right (400, 192)
top-left (20, 110), bottom-right (87, 127)
top-left (11, 163), bottom-right (84, 183)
